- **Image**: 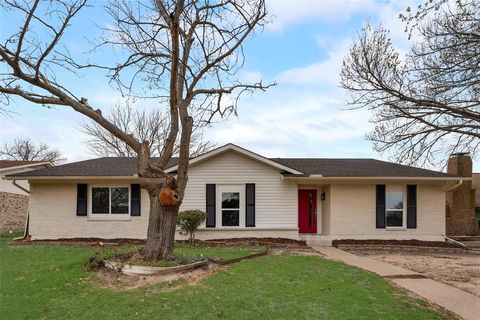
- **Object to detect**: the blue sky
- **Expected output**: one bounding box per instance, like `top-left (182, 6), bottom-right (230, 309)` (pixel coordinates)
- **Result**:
top-left (1, 0), bottom-right (478, 171)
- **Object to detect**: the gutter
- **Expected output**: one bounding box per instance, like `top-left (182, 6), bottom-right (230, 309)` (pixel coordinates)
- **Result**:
top-left (282, 176), bottom-right (468, 182)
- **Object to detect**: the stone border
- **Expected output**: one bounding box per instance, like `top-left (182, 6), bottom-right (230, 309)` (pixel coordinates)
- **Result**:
top-left (103, 248), bottom-right (269, 275)
top-left (105, 259), bottom-right (209, 276)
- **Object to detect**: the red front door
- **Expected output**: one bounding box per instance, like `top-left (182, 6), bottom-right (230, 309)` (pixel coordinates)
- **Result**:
top-left (298, 189), bottom-right (317, 233)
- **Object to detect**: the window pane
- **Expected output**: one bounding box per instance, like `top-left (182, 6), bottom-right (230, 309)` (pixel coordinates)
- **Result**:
top-left (222, 192), bottom-right (239, 209)
top-left (111, 187), bottom-right (129, 214)
top-left (386, 210), bottom-right (403, 227)
top-left (386, 192), bottom-right (403, 209)
top-left (92, 188), bottom-right (109, 214)
top-left (222, 210), bottom-right (239, 226)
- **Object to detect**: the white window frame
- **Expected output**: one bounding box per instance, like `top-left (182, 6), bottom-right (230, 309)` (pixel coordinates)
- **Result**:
top-left (385, 185), bottom-right (406, 229)
top-left (88, 185), bottom-right (131, 220)
top-left (216, 184), bottom-right (245, 228)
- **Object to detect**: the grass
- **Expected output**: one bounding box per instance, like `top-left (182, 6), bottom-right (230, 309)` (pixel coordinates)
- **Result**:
top-left (0, 233), bottom-right (452, 320)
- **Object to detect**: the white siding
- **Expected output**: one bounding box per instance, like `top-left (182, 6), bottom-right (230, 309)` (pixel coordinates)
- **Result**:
top-left (180, 150), bottom-right (298, 229)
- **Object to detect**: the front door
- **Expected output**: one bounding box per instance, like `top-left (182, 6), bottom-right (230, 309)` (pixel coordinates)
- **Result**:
top-left (298, 189), bottom-right (317, 233)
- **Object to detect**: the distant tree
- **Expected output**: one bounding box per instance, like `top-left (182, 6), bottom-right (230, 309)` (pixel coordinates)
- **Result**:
top-left (81, 103), bottom-right (216, 158)
top-left (0, 138), bottom-right (64, 163)
top-left (340, 0), bottom-right (479, 166)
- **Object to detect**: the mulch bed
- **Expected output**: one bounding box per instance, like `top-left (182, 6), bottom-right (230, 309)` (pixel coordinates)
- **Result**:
top-left (12, 237), bottom-right (308, 248)
top-left (203, 237), bottom-right (308, 248)
top-left (11, 236), bottom-right (145, 246)
top-left (332, 239), bottom-right (464, 248)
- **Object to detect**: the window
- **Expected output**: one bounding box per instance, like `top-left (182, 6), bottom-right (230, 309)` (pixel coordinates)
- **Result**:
top-left (386, 190), bottom-right (404, 227)
top-left (222, 192), bottom-right (240, 226)
top-left (216, 185), bottom-right (244, 227)
top-left (92, 187), bottom-right (129, 215)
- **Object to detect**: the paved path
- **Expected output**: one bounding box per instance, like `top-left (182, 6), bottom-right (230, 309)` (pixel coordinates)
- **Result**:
top-left (311, 246), bottom-right (479, 320)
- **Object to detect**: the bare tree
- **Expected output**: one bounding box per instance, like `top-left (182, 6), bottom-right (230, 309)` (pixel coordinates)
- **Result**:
top-left (0, 138), bottom-right (65, 163)
top-left (81, 103), bottom-right (216, 157)
top-left (0, 0), bottom-right (272, 259)
top-left (340, 0), bottom-right (480, 166)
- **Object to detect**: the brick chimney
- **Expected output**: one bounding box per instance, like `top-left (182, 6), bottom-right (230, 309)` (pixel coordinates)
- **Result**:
top-left (445, 153), bottom-right (477, 236)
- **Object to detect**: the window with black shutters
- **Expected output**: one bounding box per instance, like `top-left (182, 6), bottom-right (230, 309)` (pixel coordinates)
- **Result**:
top-left (91, 186), bottom-right (130, 216)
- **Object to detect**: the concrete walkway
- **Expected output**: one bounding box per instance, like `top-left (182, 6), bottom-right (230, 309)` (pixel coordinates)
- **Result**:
top-left (311, 246), bottom-right (479, 320)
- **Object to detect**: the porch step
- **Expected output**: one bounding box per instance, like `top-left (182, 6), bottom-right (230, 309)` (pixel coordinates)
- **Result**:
top-left (298, 235), bottom-right (332, 247)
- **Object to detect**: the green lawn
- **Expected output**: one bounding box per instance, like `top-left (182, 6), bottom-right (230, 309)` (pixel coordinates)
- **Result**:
top-left (0, 234), bottom-right (451, 319)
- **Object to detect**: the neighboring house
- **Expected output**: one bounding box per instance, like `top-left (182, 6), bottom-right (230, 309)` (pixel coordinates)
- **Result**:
top-left (445, 153), bottom-right (479, 236)
top-left (0, 160), bottom-right (52, 232)
top-left (471, 173), bottom-right (480, 229)
top-left (5, 144), bottom-right (461, 244)
top-left (473, 173), bottom-right (480, 212)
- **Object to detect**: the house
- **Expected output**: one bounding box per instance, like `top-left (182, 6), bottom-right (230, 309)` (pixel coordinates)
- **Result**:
top-left (0, 160), bottom-right (52, 232)
top-left (5, 144), bottom-right (462, 245)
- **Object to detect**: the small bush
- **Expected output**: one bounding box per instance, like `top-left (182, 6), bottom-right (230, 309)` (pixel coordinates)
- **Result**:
top-left (177, 210), bottom-right (207, 244)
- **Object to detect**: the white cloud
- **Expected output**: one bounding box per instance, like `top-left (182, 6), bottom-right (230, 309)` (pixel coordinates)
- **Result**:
top-left (239, 71), bottom-right (263, 84)
top-left (206, 88), bottom-right (373, 158)
top-left (277, 39), bottom-right (350, 87)
top-left (266, 0), bottom-right (378, 32)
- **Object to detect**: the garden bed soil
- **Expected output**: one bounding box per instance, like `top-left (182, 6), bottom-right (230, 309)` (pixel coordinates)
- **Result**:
top-left (12, 237), bottom-right (308, 248)
top-left (204, 237), bottom-right (308, 248)
top-left (12, 236), bottom-right (145, 246)
top-left (95, 263), bottom-right (222, 290)
top-left (344, 248), bottom-right (480, 297)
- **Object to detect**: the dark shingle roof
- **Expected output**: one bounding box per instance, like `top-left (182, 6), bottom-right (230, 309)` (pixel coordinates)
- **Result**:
top-left (272, 158), bottom-right (453, 177)
top-left (7, 156), bottom-right (453, 178)
top-left (8, 157), bottom-right (178, 177)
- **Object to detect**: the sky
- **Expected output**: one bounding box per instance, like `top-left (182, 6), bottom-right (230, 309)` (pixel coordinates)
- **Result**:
top-left (1, 0), bottom-right (478, 172)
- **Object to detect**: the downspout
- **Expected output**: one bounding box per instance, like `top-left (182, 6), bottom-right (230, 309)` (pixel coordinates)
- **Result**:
top-left (12, 179), bottom-right (30, 194)
top-left (444, 179), bottom-right (466, 247)
top-left (445, 179), bottom-right (463, 192)
top-left (12, 180), bottom-right (30, 241)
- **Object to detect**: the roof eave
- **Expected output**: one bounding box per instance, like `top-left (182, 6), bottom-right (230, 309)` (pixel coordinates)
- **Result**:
top-left (0, 161), bottom-right (53, 172)
top-left (4, 175), bottom-right (139, 181)
top-left (283, 175), bottom-right (466, 181)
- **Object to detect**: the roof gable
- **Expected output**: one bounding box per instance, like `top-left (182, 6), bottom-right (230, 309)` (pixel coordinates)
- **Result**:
top-left (165, 144), bottom-right (304, 175)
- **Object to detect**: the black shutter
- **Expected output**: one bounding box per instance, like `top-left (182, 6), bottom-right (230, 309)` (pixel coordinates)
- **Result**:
top-left (245, 183), bottom-right (255, 227)
top-left (130, 184), bottom-right (141, 216)
top-left (206, 184), bottom-right (216, 227)
top-left (407, 185), bottom-right (417, 228)
top-left (76, 184), bottom-right (87, 216)
top-left (376, 185), bottom-right (386, 228)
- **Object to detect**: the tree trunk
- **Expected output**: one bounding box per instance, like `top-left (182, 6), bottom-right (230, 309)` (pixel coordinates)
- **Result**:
top-left (143, 187), bottom-right (180, 260)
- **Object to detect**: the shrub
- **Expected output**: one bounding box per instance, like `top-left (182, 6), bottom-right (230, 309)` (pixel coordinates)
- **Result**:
top-left (177, 210), bottom-right (207, 244)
